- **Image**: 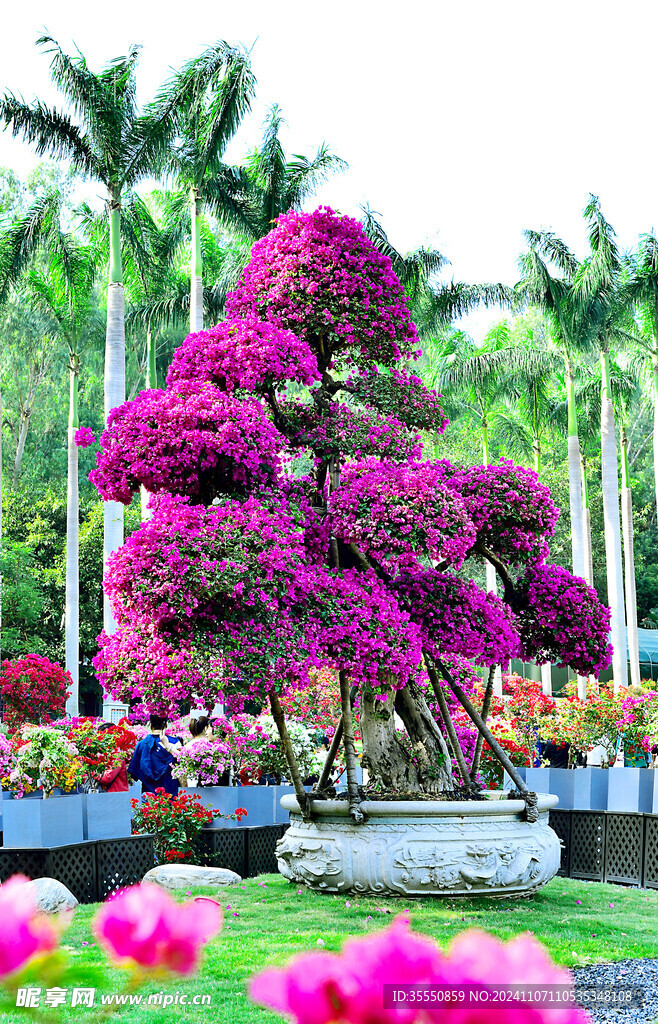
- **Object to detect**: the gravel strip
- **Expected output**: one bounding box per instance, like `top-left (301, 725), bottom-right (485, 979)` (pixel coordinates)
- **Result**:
top-left (572, 960), bottom-right (658, 1024)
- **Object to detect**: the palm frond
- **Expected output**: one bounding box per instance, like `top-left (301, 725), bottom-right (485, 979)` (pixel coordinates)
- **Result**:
top-left (0, 94), bottom-right (100, 179)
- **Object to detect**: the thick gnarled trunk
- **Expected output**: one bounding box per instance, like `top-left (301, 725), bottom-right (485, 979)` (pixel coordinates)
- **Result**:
top-left (359, 690), bottom-right (423, 792)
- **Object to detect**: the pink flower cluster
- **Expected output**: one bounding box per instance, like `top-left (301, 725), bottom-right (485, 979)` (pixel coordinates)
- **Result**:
top-left (94, 883), bottom-right (222, 975)
top-left (346, 365), bottom-right (448, 433)
top-left (516, 564), bottom-right (613, 677)
top-left (0, 875), bottom-right (58, 980)
top-left (90, 384), bottom-right (284, 504)
top-left (281, 399), bottom-right (423, 463)
top-left (330, 459), bottom-right (475, 572)
top-left (93, 623), bottom-right (225, 719)
top-left (249, 914), bottom-right (590, 1024)
top-left (73, 425), bottom-right (96, 448)
top-left (394, 568), bottom-right (522, 669)
top-left (166, 317), bottom-right (320, 394)
top-left (453, 461), bottom-right (559, 565)
top-left (226, 207), bottom-right (419, 369)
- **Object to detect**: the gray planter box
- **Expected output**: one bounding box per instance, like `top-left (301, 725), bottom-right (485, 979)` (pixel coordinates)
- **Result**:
top-left (607, 767), bottom-right (654, 812)
top-left (502, 766), bottom-right (526, 790)
top-left (186, 786), bottom-right (277, 827)
top-left (652, 771), bottom-right (658, 814)
top-left (550, 768), bottom-right (609, 810)
top-left (3, 793), bottom-right (84, 847)
top-left (82, 791), bottom-right (132, 840)
top-left (524, 767), bottom-right (551, 794)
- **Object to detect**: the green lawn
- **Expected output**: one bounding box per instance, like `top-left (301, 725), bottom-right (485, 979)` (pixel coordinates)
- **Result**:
top-left (3, 875), bottom-right (658, 1023)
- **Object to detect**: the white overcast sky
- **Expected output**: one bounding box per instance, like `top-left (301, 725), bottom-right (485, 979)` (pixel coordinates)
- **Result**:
top-left (1, 0), bottom-right (656, 337)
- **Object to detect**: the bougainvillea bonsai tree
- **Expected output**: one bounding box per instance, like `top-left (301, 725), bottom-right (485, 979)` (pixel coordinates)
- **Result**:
top-left (91, 206), bottom-right (612, 823)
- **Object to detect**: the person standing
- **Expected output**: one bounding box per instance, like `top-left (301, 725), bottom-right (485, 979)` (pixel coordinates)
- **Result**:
top-left (128, 715), bottom-right (183, 796)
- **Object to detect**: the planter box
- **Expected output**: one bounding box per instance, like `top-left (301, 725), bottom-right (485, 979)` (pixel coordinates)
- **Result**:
top-left (3, 793), bottom-right (84, 848)
top-left (652, 772), bottom-right (658, 814)
top-left (82, 792), bottom-right (132, 841)
top-left (550, 768), bottom-right (609, 811)
top-left (524, 767), bottom-right (551, 794)
top-left (607, 767), bottom-right (654, 812)
top-left (186, 786), bottom-right (276, 828)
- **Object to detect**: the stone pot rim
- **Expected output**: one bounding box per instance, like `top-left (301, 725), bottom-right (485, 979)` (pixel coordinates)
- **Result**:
top-left (280, 793), bottom-right (558, 816)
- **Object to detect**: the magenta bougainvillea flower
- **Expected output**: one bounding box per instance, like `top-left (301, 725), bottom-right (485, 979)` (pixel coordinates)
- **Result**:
top-left (166, 317), bottom-right (320, 393)
top-left (94, 882), bottom-right (222, 975)
top-left (249, 915), bottom-right (591, 1023)
top-left (226, 206), bottom-right (419, 369)
top-left (73, 425), bottom-right (96, 448)
top-left (0, 875), bottom-right (59, 980)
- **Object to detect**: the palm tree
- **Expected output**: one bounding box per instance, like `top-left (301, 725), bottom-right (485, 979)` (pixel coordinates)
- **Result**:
top-left (157, 42), bottom-right (256, 332)
top-left (571, 196), bottom-right (632, 692)
top-left (517, 232), bottom-right (590, 586)
top-left (624, 232), bottom-right (658, 523)
top-left (0, 36), bottom-right (206, 636)
top-left (27, 231), bottom-right (104, 714)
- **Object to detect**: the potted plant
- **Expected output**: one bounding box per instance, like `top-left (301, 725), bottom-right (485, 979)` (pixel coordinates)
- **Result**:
top-left (90, 208), bottom-right (612, 897)
top-left (2, 726), bottom-right (84, 846)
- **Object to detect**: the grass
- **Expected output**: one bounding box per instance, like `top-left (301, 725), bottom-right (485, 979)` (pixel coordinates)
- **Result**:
top-left (3, 875), bottom-right (658, 1023)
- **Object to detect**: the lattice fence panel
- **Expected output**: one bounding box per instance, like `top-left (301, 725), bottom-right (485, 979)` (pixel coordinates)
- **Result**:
top-left (0, 849), bottom-right (49, 884)
top-left (207, 829), bottom-right (246, 877)
top-left (643, 816), bottom-right (658, 889)
top-left (569, 811), bottom-right (605, 880)
top-left (246, 826), bottom-right (282, 876)
top-left (96, 836), bottom-right (155, 900)
top-left (548, 810), bottom-right (571, 876)
top-left (47, 844), bottom-right (97, 904)
top-left (604, 813), bottom-right (644, 885)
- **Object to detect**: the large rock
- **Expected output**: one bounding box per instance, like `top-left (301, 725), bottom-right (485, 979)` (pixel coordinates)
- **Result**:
top-left (143, 865), bottom-right (241, 890)
top-left (31, 877), bottom-right (79, 914)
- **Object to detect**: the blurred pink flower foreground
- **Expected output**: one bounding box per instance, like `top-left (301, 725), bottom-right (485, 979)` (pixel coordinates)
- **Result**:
top-left (249, 915), bottom-right (591, 1024)
top-left (94, 882), bottom-right (222, 975)
top-left (0, 875), bottom-right (58, 980)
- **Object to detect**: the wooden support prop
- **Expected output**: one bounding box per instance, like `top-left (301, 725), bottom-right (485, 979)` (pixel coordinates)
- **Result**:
top-left (471, 664), bottom-right (496, 781)
top-left (425, 658), bottom-right (471, 789)
top-left (268, 689), bottom-right (309, 817)
top-left (339, 671), bottom-right (364, 824)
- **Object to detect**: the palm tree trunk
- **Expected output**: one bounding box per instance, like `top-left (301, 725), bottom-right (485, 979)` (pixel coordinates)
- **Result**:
top-left (600, 349), bottom-right (627, 692)
top-left (652, 350), bottom-right (658, 520)
top-left (190, 188), bottom-right (203, 333)
top-left (65, 360), bottom-right (80, 717)
top-left (620, 425), bottom-right (641, 688)
top-left (482, 420), bottom-right (503, 696)
top-left (104, 199), bottom-right (125, 644)
top-left (140, 328), bottom-right (156, 522)
top-left (581, 455), bottom-right (594, 586)
top-left (0, 387), bottom-right (3, 667)
top-left (565, 359), bottom-right (586, 580)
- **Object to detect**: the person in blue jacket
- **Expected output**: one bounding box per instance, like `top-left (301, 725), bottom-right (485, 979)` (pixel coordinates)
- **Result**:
top-left (128, 715), bottom-right (183, 796)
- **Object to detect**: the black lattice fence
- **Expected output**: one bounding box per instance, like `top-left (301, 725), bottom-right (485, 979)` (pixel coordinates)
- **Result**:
top-left (604, 813), bottom-right (644, 885)
top-left (196, 828), bottom-right (247, 877)
top-left (569, 811), bottom-right (605, 881)
top-left (245, 825), bottom-right (286, 876)
top-left (48, 843), bottom-right (97, 903)
top-left (643, 815), bottom-right (658, 889)
top-left (0, 848), bottom-right (49, 885)
top-left (548, 810), bottom-right (571, 876)
top-left (96, 836), bottom-right (156, 901)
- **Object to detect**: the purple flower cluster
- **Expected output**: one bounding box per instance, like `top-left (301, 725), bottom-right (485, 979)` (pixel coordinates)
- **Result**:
top-left (329, 458), bottom-right (475, 571)
top-left (515, 563), bottom-right (613, 677)
top-left (281, 399), bottom-right (422, 463)
top-left (453, 460), bottom-right (560, 565)
top-left (225, 207), bottom-right (419, 369)
top-left (74, 426), bottom-right (96, 448)
top-left (394, 568), bottom-right (522, 669)
top-left (166, 317), bottom-right (320, 394)
top-left (89, 384), bottom-right (284, 504)
top-left (345, 365), bottom-right (448, 433)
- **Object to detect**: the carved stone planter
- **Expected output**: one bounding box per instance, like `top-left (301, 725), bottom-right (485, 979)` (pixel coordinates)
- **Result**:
top-left (276, 794), bottom-right (560, 898)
